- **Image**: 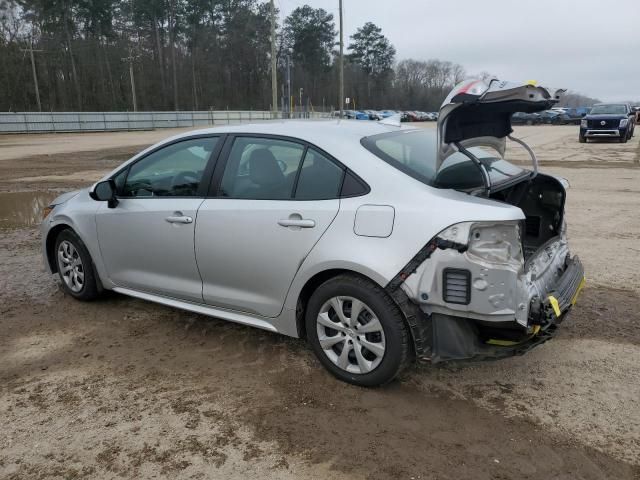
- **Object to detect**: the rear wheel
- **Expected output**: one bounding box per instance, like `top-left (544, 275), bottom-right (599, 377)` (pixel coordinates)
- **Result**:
top-left (55, 229), bottom-right (99, 301)
top-left (305, 274), bottom-right (411, 387)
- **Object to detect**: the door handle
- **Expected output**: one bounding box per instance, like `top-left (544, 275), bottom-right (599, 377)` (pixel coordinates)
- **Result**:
top-left (166, 215), bottom-right (193, 224)
top-left (278, 218), bottom-right (315, 228)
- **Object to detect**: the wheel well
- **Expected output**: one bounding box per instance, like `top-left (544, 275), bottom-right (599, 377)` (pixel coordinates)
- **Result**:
top-left (45, 224), bottom-right (72, 272)
top-left (295, 269), bottom-right (387, 339)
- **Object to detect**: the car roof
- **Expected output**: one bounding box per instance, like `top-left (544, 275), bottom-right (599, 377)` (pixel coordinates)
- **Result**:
top-left (170, 119), bottom-right (418, 147)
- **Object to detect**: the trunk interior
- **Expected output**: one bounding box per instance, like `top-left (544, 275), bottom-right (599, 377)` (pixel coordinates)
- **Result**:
top-left (490, 173), bottom-right (565, 259)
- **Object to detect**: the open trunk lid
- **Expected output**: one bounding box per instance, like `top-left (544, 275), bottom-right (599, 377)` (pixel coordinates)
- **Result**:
top-left (437, 79), bottom-right (564, 173)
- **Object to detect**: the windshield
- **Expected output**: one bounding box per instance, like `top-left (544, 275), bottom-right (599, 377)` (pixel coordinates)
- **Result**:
top-left (361, 130), bottom-right (527, 190)
top-left (589, 104), bottom-right (627, 115)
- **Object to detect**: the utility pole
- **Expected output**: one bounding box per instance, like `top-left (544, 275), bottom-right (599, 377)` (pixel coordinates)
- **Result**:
top-left (286, 55), bottom-right (291, 118)
top-left (129, 60), bottom-right (137, 112)
top-left (122, 50), bottom-right (138, 112)
top-left (338, 0), bottom-right (344, 119)
top-left (299, 88), bottom-right (303, 116)
top-left (21, 38), bottom-right (42, 112)
top-left (270, 0), bottom-right (278, 116)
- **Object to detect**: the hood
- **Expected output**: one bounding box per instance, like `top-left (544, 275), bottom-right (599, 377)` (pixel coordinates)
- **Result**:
top-left (585, 113), bottom-right (627, 120)
top-left (51, 189), bottom-right (82, 206)
top-left (437, 79), bottom-right (564, 168)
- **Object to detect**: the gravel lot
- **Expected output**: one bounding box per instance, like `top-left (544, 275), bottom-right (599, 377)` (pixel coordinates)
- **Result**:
top-left (1, 124), bottom-right (639, 479)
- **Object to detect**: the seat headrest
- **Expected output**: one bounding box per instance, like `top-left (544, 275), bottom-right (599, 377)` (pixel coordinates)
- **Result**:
top-left (247, 148), bottom-right (284, 187)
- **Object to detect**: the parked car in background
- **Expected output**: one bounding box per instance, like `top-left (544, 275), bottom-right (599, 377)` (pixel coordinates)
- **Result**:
top-left (538, 110), bottom-right (560, 124)
top-left (562, 108), bottom-right (585, 125)
top-left (575, 107), bottom-right (591, 117)
top-left (511, 112), bottom-right (541, 125)
top-left (401, 111), bottom-right (421, 122)
top-left (378, 110), bottom-right (397, 119)
top-left (364, 110), bottom-right (382, 120)
top-left (332, 110), bottom-right (357, 119)
top-left (41, 79), bottom-right (584, 387)
top-left (579, 103), bottom-right (636, 143)
top-left (543, 111), bottom-right (575, 125)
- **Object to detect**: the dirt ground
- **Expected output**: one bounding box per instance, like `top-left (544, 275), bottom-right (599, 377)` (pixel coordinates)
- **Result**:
top-left (1, 124), bottom-right (639, 479)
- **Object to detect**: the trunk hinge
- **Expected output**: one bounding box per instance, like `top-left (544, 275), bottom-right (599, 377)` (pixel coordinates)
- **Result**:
top-left (454, 141), bottom-right (492, 195)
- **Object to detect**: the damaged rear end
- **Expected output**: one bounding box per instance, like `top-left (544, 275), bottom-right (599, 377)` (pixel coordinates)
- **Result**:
top-left (385, 79), bottom-right (586, 362)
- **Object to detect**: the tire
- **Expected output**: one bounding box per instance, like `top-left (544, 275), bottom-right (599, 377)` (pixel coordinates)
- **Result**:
top-left (620, 135), bottom-right (628, 143)
top-left (579, 135), bottom-right (586, 143)
top-left (305, 274), bottom-right (412, 387)
top-left (54, 229), bottom-right (100, 301)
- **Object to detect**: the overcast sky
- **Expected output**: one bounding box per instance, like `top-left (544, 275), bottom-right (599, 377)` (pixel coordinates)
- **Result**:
top-left (278, 0), bottom-right (639, 102)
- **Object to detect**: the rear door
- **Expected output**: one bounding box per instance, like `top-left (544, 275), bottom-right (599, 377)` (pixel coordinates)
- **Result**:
top-left (195, 135), bottom-right (344, 317)
top-left (96, 136), bottom-right (222, 302)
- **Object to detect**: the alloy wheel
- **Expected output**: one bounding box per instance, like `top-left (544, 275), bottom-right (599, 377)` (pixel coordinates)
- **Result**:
top-left (57, 240), bottom-right (84, 293)
top-left (316, 296), bottom-right (386, 374)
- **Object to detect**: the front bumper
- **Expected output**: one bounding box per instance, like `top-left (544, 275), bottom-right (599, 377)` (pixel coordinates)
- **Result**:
top-left (581, 127), bottom-right (626, 138)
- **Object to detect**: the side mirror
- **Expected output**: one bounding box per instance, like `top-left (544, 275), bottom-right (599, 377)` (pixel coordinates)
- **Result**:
top-left (90, 179), bottom-right (118, 208)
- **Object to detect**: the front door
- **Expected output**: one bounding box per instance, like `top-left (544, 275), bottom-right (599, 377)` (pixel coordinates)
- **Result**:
top-left (195, 136), bottom-right (344, 317)
top-left (96, 136), bottom-right (221, 302)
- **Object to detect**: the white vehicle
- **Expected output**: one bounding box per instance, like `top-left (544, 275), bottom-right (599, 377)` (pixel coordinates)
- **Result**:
top-left (41, 79), bottom-right (584, 387)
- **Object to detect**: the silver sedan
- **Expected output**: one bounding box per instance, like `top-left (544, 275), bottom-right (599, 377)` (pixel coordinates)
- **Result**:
top-left (42, 80), bottom-right (585, 387)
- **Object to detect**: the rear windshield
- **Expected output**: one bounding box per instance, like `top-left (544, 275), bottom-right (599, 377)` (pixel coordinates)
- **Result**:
top-left (590, 104), bottom-right (627, 115)
top-left (361, 130), bottom-right (527, 190)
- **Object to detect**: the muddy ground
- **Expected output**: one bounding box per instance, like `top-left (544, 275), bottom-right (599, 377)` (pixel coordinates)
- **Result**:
top-left (1, 125), bottom-right (639, 479)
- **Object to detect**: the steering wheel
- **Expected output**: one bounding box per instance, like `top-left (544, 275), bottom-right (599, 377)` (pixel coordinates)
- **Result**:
top-left (171, 171), bottom-right (200, 192)
top-left (127, 180), bottom-right (154, 197)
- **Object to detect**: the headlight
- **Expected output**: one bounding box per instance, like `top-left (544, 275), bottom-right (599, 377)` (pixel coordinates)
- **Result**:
top-left (580, 119), bottom-right (588, 128)
top-left (42, 204), bottom-right (55, 220)
top-left (619, 118), bottom-right (628, 128)
top-left (467, 221), bottom-right (523, 268)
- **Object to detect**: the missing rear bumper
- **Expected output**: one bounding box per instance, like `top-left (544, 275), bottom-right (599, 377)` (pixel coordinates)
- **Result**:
top-left (423, 256), bottom-right (585, 363)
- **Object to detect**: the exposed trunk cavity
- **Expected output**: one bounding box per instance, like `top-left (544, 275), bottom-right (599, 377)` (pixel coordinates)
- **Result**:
top-left (490, 173), bottom-right (565, 259)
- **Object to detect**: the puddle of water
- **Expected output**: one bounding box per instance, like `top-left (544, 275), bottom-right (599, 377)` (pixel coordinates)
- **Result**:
top-left (0, 191), bottom-right (59, 228)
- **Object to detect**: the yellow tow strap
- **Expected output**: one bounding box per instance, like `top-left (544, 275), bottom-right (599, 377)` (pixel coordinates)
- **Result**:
top-left (486, 325), bottom-right (541, 347)
top-left (486, 277), bottom-right (586, 348)
top-left (547, 295), bottom-right (561, 318)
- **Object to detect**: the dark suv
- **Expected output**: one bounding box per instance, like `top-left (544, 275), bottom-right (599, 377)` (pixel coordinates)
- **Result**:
top-left (579, 103), bottom-right (635, 143)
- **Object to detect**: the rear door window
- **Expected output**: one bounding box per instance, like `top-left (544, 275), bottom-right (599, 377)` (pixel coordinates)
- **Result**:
top-left (219, 137), bottom-right (305, 199)
top-left (294, 149), bottom-right (344, 200)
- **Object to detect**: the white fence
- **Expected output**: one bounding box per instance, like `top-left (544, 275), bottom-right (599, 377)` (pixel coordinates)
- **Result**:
top-left (0, 111), bottom-right (327, 134)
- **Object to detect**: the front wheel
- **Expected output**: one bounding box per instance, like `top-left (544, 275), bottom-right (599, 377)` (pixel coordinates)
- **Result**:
top-left (55, 229), bottom-right (100, 301)
top-left (305, 274), bottom-right (412, 387)
top-left (620, 135), bottom-right (628, 143)
top-left (579, 134), bottom-right (586, 143)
